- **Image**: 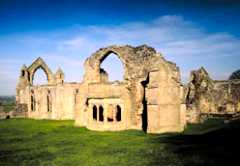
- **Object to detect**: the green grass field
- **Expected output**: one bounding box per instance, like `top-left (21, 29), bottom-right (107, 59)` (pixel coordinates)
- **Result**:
top-left (0, 118), bottom-right (238, 166)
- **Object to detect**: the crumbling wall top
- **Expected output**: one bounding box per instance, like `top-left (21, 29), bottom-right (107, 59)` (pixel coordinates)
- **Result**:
top-left (83, 44), bottom-right (180, 83)
top-left (27, 57), bottom-right (54, 85)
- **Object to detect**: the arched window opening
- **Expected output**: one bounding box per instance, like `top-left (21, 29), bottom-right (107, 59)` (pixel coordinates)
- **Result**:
top-left (141, 74), bottom-right (149, 132)
top-left (74, 89), bottom-right (79, 105)
top-left (47, 90), bottom-right (52, 112)
top-left (33, 67), bottom-right (48, 86)
top-left (31, 95), bottom-right (34, 111)
top-left (107, 104), bottom-right (114, 122)
top-left (99, 105), bottom-right (104, 122)
top-left (31, 90), bottom-right (35, 111)
top-left (100, 53), bottom-right (124, 82)
top-left (21, 70), bottom-right (25, 77)
top-left (116, 105), bottom-right (121, 122)
top-left (93, 105), bottom-right (97, 120)
top-left (28, 71), bottom-right (30, 82)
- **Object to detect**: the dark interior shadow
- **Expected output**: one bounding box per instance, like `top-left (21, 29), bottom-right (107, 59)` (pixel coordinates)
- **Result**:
top-left (141, 74), bottom-right (149, 132)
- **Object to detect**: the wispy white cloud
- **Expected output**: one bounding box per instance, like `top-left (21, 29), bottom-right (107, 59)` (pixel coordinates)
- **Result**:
top-left (57, 15), bottom-right (240, 59)
top-left (0, 15), bottom-right (240, 95)
top-left (56, 15), bottom-right (240, 81)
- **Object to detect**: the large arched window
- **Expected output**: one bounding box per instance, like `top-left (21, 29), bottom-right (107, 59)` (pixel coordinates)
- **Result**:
top-left (100, 53), bottom-right (124, 82)
top-left (116, 105), bottom-right (121, 122)
top-left (32, 67), bottom-right (48, 86)
top-left (93, 105), bottom-right (97, 120)
top-left (99, 105), bottom-right (104, 122)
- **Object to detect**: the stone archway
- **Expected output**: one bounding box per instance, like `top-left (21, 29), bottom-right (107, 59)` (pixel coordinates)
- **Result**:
top-left (32, 66), bottom-right (49, 85)
top-left (83, 48), bottom-right (128, 83)
top-left (27, 57), bottom-right (54, 85)
top-left (99, 50), bottom-right (125, 65)
top-left (99, 51), bottom-right (125, 82)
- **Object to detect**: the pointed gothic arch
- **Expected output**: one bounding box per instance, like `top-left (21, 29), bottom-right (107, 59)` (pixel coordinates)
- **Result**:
top-left (98, 50), bottom-right (126, 82)
top-left (100, 52), bottom-right (124, 82)
top-left (32, 67), bottom-right (48, 85)
top-left (27, 58), bottom-right (54, 85)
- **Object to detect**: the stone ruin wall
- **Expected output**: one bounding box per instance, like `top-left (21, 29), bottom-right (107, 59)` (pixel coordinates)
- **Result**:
top-left (185, 67), bottom-right (240, 123)
top-left (14, 45), bottom-right (240, 130)
top-left (75, 45), bottom-right (186, 133)
top-left (15, 45), bottom-right (240, 131)
top-left (16, 57), bottom-right (78, 120)
top-left (16, 45), bottom-right (186, 134)
top-left (25, 84), bottom-right (78, 120)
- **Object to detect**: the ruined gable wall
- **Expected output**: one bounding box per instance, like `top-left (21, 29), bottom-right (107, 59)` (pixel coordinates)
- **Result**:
top-left (16, 58), bottom-right (77, 120)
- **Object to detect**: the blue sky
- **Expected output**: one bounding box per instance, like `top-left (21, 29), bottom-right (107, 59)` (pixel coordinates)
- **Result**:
top-left (0, 0), bottom-right (240, 95)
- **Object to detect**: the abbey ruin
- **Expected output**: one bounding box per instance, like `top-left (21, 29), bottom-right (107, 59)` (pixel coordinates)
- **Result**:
top-left (15, 45), bottom-right (240, 133)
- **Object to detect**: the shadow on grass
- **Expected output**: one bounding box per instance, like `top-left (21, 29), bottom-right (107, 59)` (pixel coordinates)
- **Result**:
top-left (154, 120), bottom-right (240, 166)
top-left (0, 148), bottom-right (55, 165)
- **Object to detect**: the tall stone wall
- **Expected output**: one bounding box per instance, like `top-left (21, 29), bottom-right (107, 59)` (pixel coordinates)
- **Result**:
top-left (25, 84), bottom-right (78, 120)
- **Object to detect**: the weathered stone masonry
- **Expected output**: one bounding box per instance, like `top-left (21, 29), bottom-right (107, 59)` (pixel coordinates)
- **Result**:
top-left (16, 44), bottom-right (239, 133)
top-left (16, 45), bottom-right (186, 133)
top-left (185, 67), bottom-right (240, 123)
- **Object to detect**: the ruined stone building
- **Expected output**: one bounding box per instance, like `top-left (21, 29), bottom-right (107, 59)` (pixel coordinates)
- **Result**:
top-left (185, 68), bottom-right (240, 123)
top-left (16, 45), bottom-right (240, 133)
top-left (16, 45), bottom-right (186, 133)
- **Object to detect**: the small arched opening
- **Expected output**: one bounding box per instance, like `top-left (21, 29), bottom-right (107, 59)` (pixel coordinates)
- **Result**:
top-left (99, 105), bottom-right (104, 122)
top-left (47, 90), bottom-right (52, 112)
top-left (28, 71), bottom-right (31, 82)
top-left (93, 105), bottom-right (97, 121)
top-left (74, 89), bottom-right (79, 105)
top-left (21, 70), bottom-right (25, 77)
top-left (107, 104), bottom-right (114, 122)
top-left (31, 90), bottom-right (35, 111)
top-left (116, 105), bottom-right (121, 122)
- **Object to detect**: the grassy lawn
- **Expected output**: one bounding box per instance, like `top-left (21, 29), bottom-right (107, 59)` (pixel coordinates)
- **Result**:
top-left (0, 118), bottom-right (239, 166)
